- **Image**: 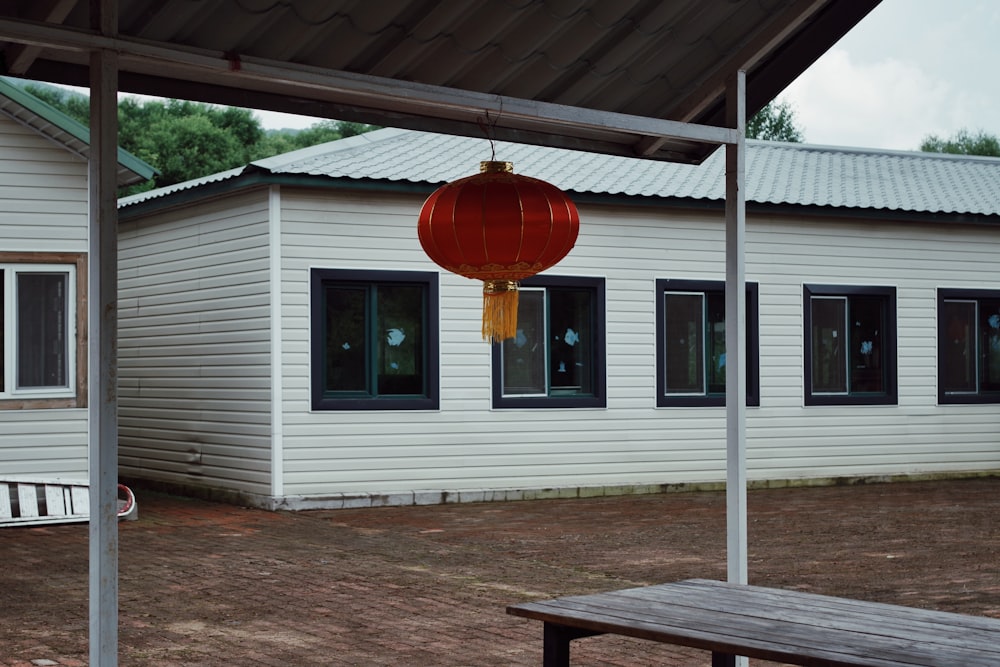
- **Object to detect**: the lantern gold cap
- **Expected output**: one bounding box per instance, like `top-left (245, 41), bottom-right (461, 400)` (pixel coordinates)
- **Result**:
top-left (480, 160), bottom-right (513, 174)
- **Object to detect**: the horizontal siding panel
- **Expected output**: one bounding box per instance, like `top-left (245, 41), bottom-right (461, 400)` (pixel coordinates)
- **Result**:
top-left (118, 329), bottom-right (268, 349)
top-left (0, 411), bottom-right (88, 479)
top-left (118, 363), bottom-right (269, 379)
top-left (125, 297), bottom-right (272, 319)
top-left (121, 409), bottom-right (270, 427)
top-left (118, 426), bottom-right (269, 450)
top-left (119, 435), bottom-right (270, 458)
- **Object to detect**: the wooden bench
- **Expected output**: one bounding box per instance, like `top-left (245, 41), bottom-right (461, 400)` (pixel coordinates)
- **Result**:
top-left (507, 578), bottom-right (1000, 666)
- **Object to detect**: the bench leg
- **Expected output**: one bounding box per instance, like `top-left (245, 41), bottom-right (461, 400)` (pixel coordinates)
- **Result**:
top-left (542, 623), bottom-right (600, 667)
top-left (711, 651), bottom-right (737, 667)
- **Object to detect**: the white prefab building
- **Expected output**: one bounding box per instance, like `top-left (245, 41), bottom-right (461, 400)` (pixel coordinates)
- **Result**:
top-left (0, 79), bottom-right (154, 481)
top-left (116, 128), bottom-right (1000, 510)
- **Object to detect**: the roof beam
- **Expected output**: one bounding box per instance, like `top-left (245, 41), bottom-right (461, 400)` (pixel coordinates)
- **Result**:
top-left (3, 0), bottom-right (76, 74)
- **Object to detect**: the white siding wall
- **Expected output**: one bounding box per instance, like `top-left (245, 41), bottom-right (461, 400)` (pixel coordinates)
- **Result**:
top-left (279, 188), bottom-right (1000, 500)
top-left (118, 190), bottom-right (273, 496)
top-left (0, 113), bottom-right (88, 479)
top-left (750, 215), bottom-right (1000, 479)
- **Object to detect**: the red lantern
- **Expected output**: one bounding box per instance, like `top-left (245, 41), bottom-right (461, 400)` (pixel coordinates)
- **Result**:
top-left (417, 161), bottom-right (580, 342)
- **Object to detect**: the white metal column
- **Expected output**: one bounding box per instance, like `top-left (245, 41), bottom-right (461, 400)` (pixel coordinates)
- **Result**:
top-left (88, 2), bottom-right (120, 663)
top-left (724, 70), bottom-right (748, 585)
top-left (722, 66), bottom-right (749, 667)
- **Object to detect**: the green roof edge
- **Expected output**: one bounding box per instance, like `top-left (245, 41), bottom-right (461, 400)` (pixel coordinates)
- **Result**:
top-left (0, 77), bottom-right (158, 181)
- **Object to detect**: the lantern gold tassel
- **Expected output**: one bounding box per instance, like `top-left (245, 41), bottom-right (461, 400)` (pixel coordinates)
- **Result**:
top-left (482, 279), bottom-right (519, 343)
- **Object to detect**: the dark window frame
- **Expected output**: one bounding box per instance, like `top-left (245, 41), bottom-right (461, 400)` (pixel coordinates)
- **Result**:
top-left (803, 284), bottom-right (897, 406)
top-left (937, 288), bottom-right (1000, 405)
top-left (655, 279), bottom-right (760, 407)
top-left (491, 275), bottom-right (606, 409)
top-left (310, 268), bottom-right (439, 411)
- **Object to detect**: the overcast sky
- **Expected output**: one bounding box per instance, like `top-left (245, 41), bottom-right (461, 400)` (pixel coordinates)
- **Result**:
top-left (256, 1), bottom-right (998, 152)
top-left (776, 0), bottom-right (998, 150)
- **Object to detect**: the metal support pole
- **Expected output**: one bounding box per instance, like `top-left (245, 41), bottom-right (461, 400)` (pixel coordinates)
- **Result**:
top-left (724, 68), bottom-right (748, 667)
top-left (724, 70), bottom-right (748, 584)
top-left (88, 4), bottom-right (119, 662)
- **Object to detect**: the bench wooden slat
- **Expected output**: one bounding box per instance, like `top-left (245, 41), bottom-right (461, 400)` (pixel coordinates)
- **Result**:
top-left (629, 580), bottom-right (1000, 645)
top-left (0, 483), bottom-right (11, 520)
top-left (667, 579), bottom-right (1000, 634)
top-left (508, 579), bottom-right (1000, 667)
top-left (69, 486), bottom-right (89, 515)
top-left (45, 484), bottom-right (66, 516)
top-left (17, 484), bottom-right (39, 518)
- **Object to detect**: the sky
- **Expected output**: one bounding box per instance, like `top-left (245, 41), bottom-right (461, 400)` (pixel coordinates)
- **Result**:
top-left (253, 0), bottom-right (999, 152)
top-left (776, 0), bottom-right (998, 150)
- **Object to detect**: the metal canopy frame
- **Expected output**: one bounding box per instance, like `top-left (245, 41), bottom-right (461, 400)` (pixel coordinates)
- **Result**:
top-left (0, 1), bottom-right (880, 663)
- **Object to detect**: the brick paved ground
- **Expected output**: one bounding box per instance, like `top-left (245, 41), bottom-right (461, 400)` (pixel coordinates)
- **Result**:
top-left (1, 477), bottom-right (998, 666)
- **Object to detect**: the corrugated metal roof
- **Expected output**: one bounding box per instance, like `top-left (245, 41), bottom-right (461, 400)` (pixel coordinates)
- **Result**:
top-left (120, 127), bottom-right (1000, 219)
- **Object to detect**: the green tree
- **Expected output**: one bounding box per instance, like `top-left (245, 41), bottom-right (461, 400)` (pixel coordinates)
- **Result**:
top-left (117, 98), bottom-right (265, 190)
top-left (747, 100), bottom-right (804, 142)
top-left (920, 129), bottom-right (1000, 157)
top-left (22, 83), bottom-right (90, 124)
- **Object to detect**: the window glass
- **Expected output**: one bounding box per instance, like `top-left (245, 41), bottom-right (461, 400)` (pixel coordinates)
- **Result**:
top-left (706, 292), bottom-right (726, 395)
top-left (664, 292), bottom-right (704, 394)
top-left (941, 300), bottom-right (977, 394)
top-left (0, 268), bottom-right (4, 394)
top-left (325, 286), bottom-right (367, 393)
top-left (311, 269), bottom-right (439, 411)
top-left (804, 285), bottom-right (896, 406)
top-left (810, 296), bottom-right (846, 394)
top-left (939, 292), bottom-right (1000, 403)
top-left (502, 289), bottom-right (545, 395)
top-left (17, 273), bottom-right (69, 389)
top-left (493, 276), bottom-right (606, 409)
top-left (376, 284), bottom-right (424, 396)
top-left (548, 288), bottom-right (592, 396)
top-left (982, 299), bottom-right (1000, 394)
top-left (849, 296), bottom-right (885, 394)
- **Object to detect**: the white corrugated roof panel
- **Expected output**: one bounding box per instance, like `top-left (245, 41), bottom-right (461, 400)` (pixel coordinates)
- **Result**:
top-left (121, 128), bottom-right (1000, 219)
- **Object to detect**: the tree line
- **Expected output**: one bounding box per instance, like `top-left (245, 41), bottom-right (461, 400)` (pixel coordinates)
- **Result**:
top-left (748, 100), bottom-right (999, 159)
